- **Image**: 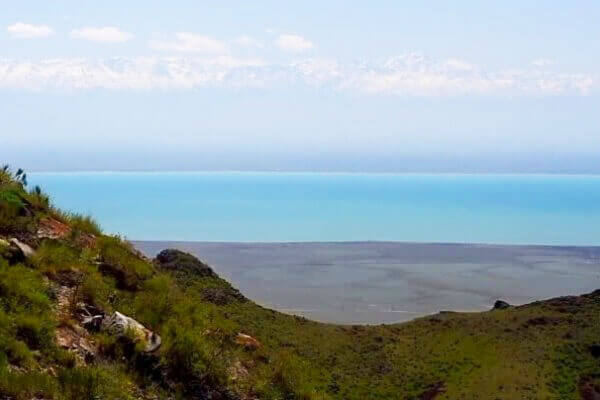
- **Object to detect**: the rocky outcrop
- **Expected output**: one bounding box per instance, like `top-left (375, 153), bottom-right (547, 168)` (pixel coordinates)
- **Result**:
top-left (493, 300), bottom-right (511, 310)
top-left (155, 249), bottom-right (216, 278)
top-left (37, 217), bottom-right (97, 248)
top-left (154, 249), bottom-right (246, 304)
top-left (102, 311), bottom-right (162, 352)
top-left (37, 217), bottom-right (71, 240)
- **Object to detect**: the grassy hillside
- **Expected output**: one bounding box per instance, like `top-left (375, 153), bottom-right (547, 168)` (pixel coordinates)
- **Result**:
top-left (0, 166), bottom-right (598, 399)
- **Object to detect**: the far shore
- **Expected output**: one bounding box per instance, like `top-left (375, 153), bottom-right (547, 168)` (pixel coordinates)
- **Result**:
top-left (134, 241), bottom-right (600, 324)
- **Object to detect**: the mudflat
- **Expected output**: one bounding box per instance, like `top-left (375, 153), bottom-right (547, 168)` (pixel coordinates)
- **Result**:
top-left (134, 241), bottom-right (600, 324)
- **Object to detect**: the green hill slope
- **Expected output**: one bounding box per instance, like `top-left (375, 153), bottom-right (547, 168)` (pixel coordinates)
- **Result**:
top-left (0, 166), bottom-right (598, 399)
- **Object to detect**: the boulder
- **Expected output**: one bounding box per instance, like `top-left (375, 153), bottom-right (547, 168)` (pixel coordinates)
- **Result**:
top-left (102, 311), bottom-right (161, 352)
top-left (235, 333), bottom-right (260, 350)
top-left (493, 300), bottom-right (511, 310)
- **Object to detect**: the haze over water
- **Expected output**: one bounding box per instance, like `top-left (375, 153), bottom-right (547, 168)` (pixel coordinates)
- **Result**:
top-left (29, 172), bottom-right (600, 245)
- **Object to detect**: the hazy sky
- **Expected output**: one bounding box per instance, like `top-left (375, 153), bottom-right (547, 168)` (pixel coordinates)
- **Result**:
top-left (1, 1), bottom-right (599, 172)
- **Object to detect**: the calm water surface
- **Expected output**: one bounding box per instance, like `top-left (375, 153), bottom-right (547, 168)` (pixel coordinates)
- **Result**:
top-left (29, 172), bottom-right (600, 245)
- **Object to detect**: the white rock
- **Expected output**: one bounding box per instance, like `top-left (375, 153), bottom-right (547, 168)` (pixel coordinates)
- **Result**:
top-left (9, 238), bottom-right (34, 257)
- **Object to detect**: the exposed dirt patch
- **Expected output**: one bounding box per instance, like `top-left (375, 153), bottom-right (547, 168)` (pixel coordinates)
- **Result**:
top-left (418, 382), bottom-right (445, 400)
top-left (54, 284), bottom-right (97, 365)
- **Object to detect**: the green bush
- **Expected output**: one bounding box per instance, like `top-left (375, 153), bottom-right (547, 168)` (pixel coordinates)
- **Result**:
top-left (160, 300), bottom-right (237, 390)
top-left (0, 261), bottom-right (55, 370)
top-left (97, 236), bottom-right (154, 290)
top-left (25, 185), bottom-right (50, 211)
top-left (162, 321), bottom-right (230, 387)
top-left (79, 269), bottom-right (114, 311)
top-left (59, 365), bottom-right (135, 400)
top-left (31, 241), bottom-right (81, 279)
top-left (0, 261), bottom-right (51, 313)
top-left (270, 352), bottom-right (322, 400)
top-left (134, 274), bottom-right (179, 328)
top-left (0, 188), bottom-right (32, 234)
top-left (0, 366), bottom-right (58, 400)
top-left (2, 338), bottom-right (35, 368)
top-left (14, 314), bottom-right (54, 350)
top-left (68, 213), bottom-right (102, 236)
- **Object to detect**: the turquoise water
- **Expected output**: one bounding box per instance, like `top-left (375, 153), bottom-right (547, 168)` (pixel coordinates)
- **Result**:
top-left (28, 172), bottom-right (600, 245)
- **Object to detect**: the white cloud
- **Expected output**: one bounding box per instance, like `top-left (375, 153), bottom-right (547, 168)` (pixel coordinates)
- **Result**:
top-left (70, 26), bottom-right (133, 43)
top-left (0, 54), bottom-right (595, 96)
top-left (234, 35), bottom-right (264, 48)
top-left (275, 34), bottom-right (314, 53)
top-left (531, 59), bottom-right (553, 67)
top-left (0, 56), bottom-right (265, 90)
top-left (7, 22), bottom-right (54, 39)
top-left (349, 55), bottom-right (597, 96)
top-left (149, 33), bottom-right (228, 54)
top-left (291, 58), bottom-right (342, 86)
top-left (444, 58), bottom-right (474, 72)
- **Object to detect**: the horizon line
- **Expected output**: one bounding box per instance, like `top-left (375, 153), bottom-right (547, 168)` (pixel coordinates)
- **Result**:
top-left (27, 169), bottom-right (600, 177)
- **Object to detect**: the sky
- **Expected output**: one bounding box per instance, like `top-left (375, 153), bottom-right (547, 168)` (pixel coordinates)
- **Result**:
top-left (1, 1), bottom-right (599, 172)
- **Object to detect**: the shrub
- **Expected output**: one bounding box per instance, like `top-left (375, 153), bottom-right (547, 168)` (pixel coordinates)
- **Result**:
top-left (79, 269), bottom-right (113, 311)
top-left (68, 213), bottom-right (102, 236)
top-left (14, 314), bottom-right (54, 350)
top-left (97, 236), bottom-right (154, 290)
top-left (163, 321), bottom-right (230, 387)
top-left (25, 185), bottom-right (50, 211)
top-left (134, 274), bottom-right (179, 328)
top-left (161, 300), bottom-right (237, 391)
top-left (0, 261), bottom-right (51, 313)
top-left (31, 241), bottom-right (81, 279)
top-left (0, 261), bottom-right (55, 367)
top-left (0, 366), bottom-right (58, 400)
top-left (59, 364), bottom-right (135, 400)
top-left (269, 352), bottom-right (323, 400)
top-left (0, 188), bottom-right (32, 234)
top-left (2, 339), bottom-right (35, 368)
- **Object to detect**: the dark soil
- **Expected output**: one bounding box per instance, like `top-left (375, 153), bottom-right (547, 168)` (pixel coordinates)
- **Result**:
top-left (418, 382), bottom-right (445, 400)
